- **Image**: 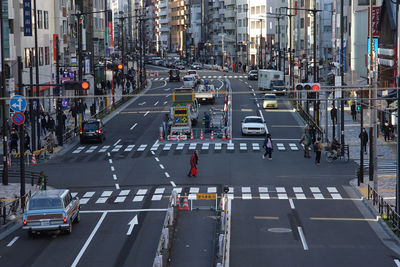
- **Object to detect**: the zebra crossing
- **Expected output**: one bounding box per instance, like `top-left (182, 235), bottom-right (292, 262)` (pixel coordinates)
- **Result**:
top-left (355, 159), bottom-right (397, 176)
top-left (71, 142), bottom-right (303, 154)
top-left (150, 75), bottom-right (247, 81)
top-left (72, 185), bottom-right (345, 206)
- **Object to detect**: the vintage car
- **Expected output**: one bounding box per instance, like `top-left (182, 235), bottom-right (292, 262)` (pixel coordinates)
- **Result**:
top-left (23, 189), bottom-right (80, 236)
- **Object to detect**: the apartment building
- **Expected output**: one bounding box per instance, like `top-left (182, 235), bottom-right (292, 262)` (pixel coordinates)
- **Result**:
top-left (168, 0), bottom-right (186, 54)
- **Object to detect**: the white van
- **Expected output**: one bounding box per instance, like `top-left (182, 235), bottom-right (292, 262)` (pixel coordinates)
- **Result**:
top-left (183, 75), bottom-right (195, 88)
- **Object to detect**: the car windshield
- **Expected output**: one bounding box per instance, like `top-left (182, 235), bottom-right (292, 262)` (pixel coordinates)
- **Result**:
top-left (28, 198), bottom-right (63, 210)
top-left (244, 117), bottom-right (263, 123)
top-left (272, 80), bottom-right (284, 86)
top-left (265, 95), bottom-right (276, 100)
top-left (250, 71), bottom-right (258, 75)
top-left (170, 70), bottom-right (179, 75)
top-left (187, 71), bottom-right (196, 75)
top-left (183, 77), bottom-right (193, 81)
top-left (83, 122), bottom-right (99, 131)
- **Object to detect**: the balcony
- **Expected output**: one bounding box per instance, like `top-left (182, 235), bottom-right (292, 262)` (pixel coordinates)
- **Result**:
top-left (168, 10), bottom-right (185, 17)
top-left (213, 13), bottom-right (220, 19)
top-left (168, 1), bottom-right (185, 9)
top-left (224, 22), bottom-right (235, 30)
top-left (168, 19), bottom-right (185, 26)
top-left (159, 18), bottom-right (169, 25)
top-left (158, 1), bottom-right (168, 8)
top-left (224, 0), bottom-right (235, 6)
top-left (213, 1), bottom-right (221, 8)
top-left (159, 26), bottom-right (170, 32)
top-left (225, 10), bottom-right (236, 18)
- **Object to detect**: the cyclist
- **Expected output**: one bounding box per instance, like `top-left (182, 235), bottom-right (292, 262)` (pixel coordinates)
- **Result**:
top-left (331, 137), bottom-right (340, 159)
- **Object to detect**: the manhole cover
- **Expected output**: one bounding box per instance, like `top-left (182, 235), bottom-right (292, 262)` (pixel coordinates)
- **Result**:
top-left (267, 228), bottom-right (292, 233)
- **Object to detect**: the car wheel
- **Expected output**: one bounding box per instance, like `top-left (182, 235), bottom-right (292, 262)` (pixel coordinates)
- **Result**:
top-left (74, 212), bottom-right (80, 223)
top-left (66, 221), bottom-right (72, 234)
top-left (241, 130), bottom-right (245, 136)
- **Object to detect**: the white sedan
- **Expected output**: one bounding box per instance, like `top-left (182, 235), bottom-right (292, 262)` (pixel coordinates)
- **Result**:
top-left (241, 116), bottom-right (268, 136)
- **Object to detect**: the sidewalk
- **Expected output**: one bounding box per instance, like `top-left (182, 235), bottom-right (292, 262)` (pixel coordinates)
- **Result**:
top-left (318, 98), bottom-right (397, 206)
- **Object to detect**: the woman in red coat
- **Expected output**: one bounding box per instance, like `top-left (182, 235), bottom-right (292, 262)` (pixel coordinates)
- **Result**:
top-left (187, 150), bottom-right (199, 177)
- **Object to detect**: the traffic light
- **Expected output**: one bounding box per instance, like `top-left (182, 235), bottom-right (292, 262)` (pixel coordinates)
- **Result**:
top-left (63, 81), bottom-right (90, 90)
top-left (106, 63), bottom-right (123, 71)
top-left (294, 83), bottom-right (320, 91)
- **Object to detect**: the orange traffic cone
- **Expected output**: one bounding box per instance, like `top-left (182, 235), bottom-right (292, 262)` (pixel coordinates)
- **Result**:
top-left (227, 130), bottom-right (231, 140)
top-left (159, 128), bottom-right (164, 141)
top-left (222, 130), bottom-right (226, 141)
top-left (210, 130), bottom-right (215, 141)
top-left (31, 154), bottom-right (37, 165)
top-left (199, 130), bottom-right (204, 141)
top-left (180, 194), bottom-right (190, 211)
top-left (190, 129), bottom-right (194, 140)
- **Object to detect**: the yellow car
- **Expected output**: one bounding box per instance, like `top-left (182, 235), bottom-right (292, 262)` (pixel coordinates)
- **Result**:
top-left (263, 94), bottom-right (278, 109)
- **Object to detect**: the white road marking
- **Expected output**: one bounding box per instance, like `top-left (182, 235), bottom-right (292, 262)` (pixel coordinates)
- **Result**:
top-left (71, 212), bottom-right (108, 267)
top-left (144, 111), bottom-right (150, 116)
top-left (83, 192), bottom-right (95, 198)
top-left (115, 183), bottom-right (120, 190)
top-left (113, 139), bottom-right (121, 146)
top-left (155, 157), bottom-right (160, 162)
top-left (256, 103), bottom-right (260, 108)
top-left (155, 188), bottom-right (165, 194)
top-left (310, 187), bottom-right (321, 193)
top-left (133, 195), bottom-right (144, 202)
top-left (107, 152), bottom-right (111, 156)
top-left (165, 172), bottom-right (170, 178)
top-left (137, 144), bottom-right (147, 151)
top-left (111, 166), bottom-right (115, 171)
top-left (112, 145), bottom-right (122, 152)
top-left (113, 174), bottom-right (117, 180)
top-left (242, 187), bottom-right (251, 193)
top-left (101, 191), bottom-right (112, 197)
top-left (173, 187), bottom-right (182, 193)
top-left (96, 197), bottom-right (108, 204)
top-left (278, 194), bottom-right (288, 199)
top-left (259, 187), bottom-right (268, 193)
top-left (258, 109), bottom-right (268, 134)
top-left (276, 187), bottom-right (286, 193)
top-left (170, 181), bottom-right (176, 187)
top-left (80, 209), bottom-right (167, 214)
top-left (152, 195), bottom-right (163, 201)
top-left (99, 146), bottom-right (110, 153)
top-left (313, 193), bottom-right (324, 199)
top-left (79, 198), bottom-right (90, 204)
top-left (163, 101), bottom-right (168, 105)
top-left (130, 123), bottom-right (138, 130)
top-left (208, 187), bottom-right (217, 193)
top-left (151, 151), bottom-right (155, 155)
top-left (154, 101), bottom-right (159, 106)
top-left (242, 194), bottom-right (252, 200)
top-left (159, 164), bottom-right (165, 169)
top-left (296, 194), bottom-right (307, 199)
top-left (108, 159), bottom-right (113, 164)
top-left (394, 259), bottom-right (400, 267)
top-left (289, 199), bottom-right (295, 209)
top-left (327, 187), bottom-right (338, 193)
top-left (71, 192), bottom-right (78, 198)
top-left (293, 187), bottom-right (303, 193)
top-left (331, 193), bottom-right (342, 199)
top-left (165, 94), bottom-right (170, 98)
top-left (114, 196), bottom-right (126, 203)
top-left (124, 145), bottom-right (135, 152)
top-left (260, 194), bottom-right (270, 199)
top-left (297, 227), bottom-right (309, 250)
top-left (190, 187), bottom-right (200, 193)
top-left (6, 236), bottom-right (19, 247)
top-left (137, 189), bottom-right (147, 195)
top-left (120, 190), bottom-right (130, 196)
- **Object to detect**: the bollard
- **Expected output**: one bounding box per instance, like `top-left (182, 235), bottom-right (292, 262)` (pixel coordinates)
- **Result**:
top-left (162, 228), bottom-right (169, 249)
top-left (171, 191), bottom-right (177, 207)
top-left (220, 212), bottom-right (226, 232)
top-left (2, 205), bottom-right (6, 224)
top-left (218, 234), bottom-right (224, 257)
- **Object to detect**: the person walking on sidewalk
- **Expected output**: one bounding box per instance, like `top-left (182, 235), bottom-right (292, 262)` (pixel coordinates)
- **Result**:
top-left (351, 102), bottom-right (357, 121)
top-left (359, 127), bottom-right (368, 154)
top-left (24, 132), bottom-right (31, 153)
top-left (187, 150), bottom-right (199, 177)
top-left (383, 121), bottom-right (390, 142)
top-left (300, 128), bottom-right (311, 158)
top-left (262, 133), bottom-right (273, 160)
top-left (314, 137), bottom-right (323, 165)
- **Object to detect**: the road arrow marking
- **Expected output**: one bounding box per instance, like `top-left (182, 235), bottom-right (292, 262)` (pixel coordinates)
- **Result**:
top-left (127, 215), bottom-right (138, 235)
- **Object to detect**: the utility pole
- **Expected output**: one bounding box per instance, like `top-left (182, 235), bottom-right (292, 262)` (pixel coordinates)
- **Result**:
top-left (1, 1), bottom-right (8, 185)
top-left (340, 0), bottom-right (345, 156)
top-left (33, 0), bottom-right (40, 150)
top-left (17, 56), bottom-right (26, 210)
top-left (29, 50), bottom-right (35, 151)
top-left (396, 0), bottom-right (400, 224)
top-left (55, 36), bottom-right (63, 146)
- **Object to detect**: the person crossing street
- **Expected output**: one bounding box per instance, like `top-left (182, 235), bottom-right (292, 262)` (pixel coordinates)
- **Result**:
top-left (262, 134), bottom-right (273, 160)
top-left (314, 137), bottom-right (323, 165)
top-left (187, 150), bottom-right (199, 177)
top-left (300, 128), bottom-right (311, 158)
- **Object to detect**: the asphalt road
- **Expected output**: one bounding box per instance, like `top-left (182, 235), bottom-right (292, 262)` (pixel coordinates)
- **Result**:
top-left (1, 67), bottom-right (399, 266)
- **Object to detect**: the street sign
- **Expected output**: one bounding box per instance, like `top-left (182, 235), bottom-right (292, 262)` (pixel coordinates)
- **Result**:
top-left (196, 193), bottom-right (217, 200)
top-left (10, 95), bottom-right (27, 112)
top-left (12, 112), bottom-right (25, 125)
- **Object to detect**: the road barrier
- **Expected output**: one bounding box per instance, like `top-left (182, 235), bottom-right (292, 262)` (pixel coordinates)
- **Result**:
top-left (216, 196), bottom-right (231, 267)
top-left (0, 190), bottom-right (33, 225)
top-left (367, 185), bottom-right (400, 232)
top-left (152, 190), bottom-right (178, 267)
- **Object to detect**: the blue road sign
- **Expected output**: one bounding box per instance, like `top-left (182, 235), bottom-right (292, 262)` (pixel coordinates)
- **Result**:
top-left (12, 112), bottom-right (25, 125)
top-left (10, 95), bottom-right (27, 112)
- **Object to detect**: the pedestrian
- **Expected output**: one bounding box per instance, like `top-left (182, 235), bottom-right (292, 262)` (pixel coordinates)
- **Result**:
top-left (187, 150), bottom-right (199, 177)
top-left (309, 125), bottom-right (316, 144)
top-left (37, 171), bottom-right (47, 190)
top-left (300, 128), bottom-right (311, 158)
top-left (10, 130), bottom-right (18, 153)
top-left (384, 121), bottom-right (390, 142)
top-left (204, 112), bottom-right (210, 133)
top-left (45, 130), bottom-right (55, 153)
top-left (41, 114), bottom-right (47, 136)
top-left (314, 137), bottom-right (322, 165)
top-left (48, 117), bottom-right (55, 132)
top-left (359, 127), bottom-right (368, 154)
top-left (262, 133), bottom-right (273, 160)
top-left (351, 102), bottom-right (357, 121)
top-left (330, 105), bottom-right (337, 125)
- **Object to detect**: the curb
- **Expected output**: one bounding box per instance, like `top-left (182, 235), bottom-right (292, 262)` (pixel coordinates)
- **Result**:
top-left (0, 222), bottom-right (22, 241)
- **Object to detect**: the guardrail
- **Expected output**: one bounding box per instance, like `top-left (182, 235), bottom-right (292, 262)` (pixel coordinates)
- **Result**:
top-left (0, 169), bottom-right (41, 185)
top-left (0, 190), bottom-right (32, 225)
top-left (367, 184), bottom-right (400, 232)
top-left (216, 196), bottom-right (231, 267)
top-left (153, 191), bottom-right (178, 267)
top-left (294, 102), bottom-right (323, 138)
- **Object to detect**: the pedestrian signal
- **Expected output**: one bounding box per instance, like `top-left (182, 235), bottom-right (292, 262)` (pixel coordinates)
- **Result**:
top-left (63, 81), bottom-right (90, 90)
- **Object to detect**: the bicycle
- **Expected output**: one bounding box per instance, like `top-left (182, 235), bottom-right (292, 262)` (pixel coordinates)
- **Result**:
top-left (325, 144), bottom-right (350, 163)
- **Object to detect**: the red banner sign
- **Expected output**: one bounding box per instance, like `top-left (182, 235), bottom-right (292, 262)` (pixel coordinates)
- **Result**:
top-left (368, 7), bottom-right (381, 37)
top-left (53, 34), bottom-right (58, 61)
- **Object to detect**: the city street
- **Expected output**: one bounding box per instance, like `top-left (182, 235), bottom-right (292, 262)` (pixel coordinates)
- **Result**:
top-left (1, 68), bottom-right (399, 266)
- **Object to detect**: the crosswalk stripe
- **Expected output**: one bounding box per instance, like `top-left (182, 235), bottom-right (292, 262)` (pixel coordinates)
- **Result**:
top-left (173, 188), bottom-right (182, 194)
top-left (276, 143), bottom-right (286, 151)
top-left (327, 187), bottom-right (338, 193)
top-left (137, 189), bottom-right (148, 195)
top-left (150, 144), bottom-right (159, 151)
top-left (242, 187), bottom-right (251, 193)
top-left (133, 195), bottom-right (144, 202)
top-left (240, 143), bottom-right (247, 150)
top-left (295, 193), bottom-right (306, 199)
top-left (293, 187), bottom-right (303, 193)
top-left (331, 193), bottom-right (342, 199)
top-left (155, 188), bottom-right (165, 194)
top-left (176, 143), bottom-right (185, 150)
top-left (114, 196), bottom-right (126, 203)
top-left (152, 195), bottom-right (163, 201)
top-left (80, 198), bottom-right (90, 204)
top-left (83, 192), bottom-right (95, 198)
top-left (208, 187), bottom-right (217, 193)
top-left (190, 187), bottom-right (200, 193)
top-left (99, 145), bottom-right (110, 152)
top-left (259, 187), bottom-right (268, 193)
top-left (252, 143), bottom-right (260, 151)
top-left (228, 193), bottom-right (234, 200)
top-left (124, 145), bottom-right (135, 152)
top-left (96, 197), bottom-right (108, 204)
top-left (242, 193), bottom-right (252, 199)
top-left (313, 193), bottom-right (324, 199)
top-left (71, 192), bottom-right (78, 198)
top-left (101, 191), bottom-right (112, 197)
top-left (112, 145), bottom-right (122, 152)
top-left (260, 193), bottom-right (270, 199)
top-left (163, 144), bottom-right (172, 151)
top-left (215, 143), bottom-right (222, 150)
top-left (137, 144), bottom-right (147, 151)
top-left (276, 187), bottom-right (286, 193)
top-left (119, 190), bottom-right (130, 196)
top-left (278, 193), bottom-right (288, 199)
top-left (310, 187), bottom-right (320, 193)
top-left (189, 143), bottom-right (197, 150)
top-left (229, 187), bottom-right (234, 193)
top-left (289, 143), bottom-right (299, 151)
top-left (227, 143), bottom-right (234, 150)
top-left (202, 143), bottom-right (209, 150)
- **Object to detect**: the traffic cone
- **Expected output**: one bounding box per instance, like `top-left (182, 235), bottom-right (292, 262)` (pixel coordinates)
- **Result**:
top-left (180, 194), bottom-right (190, 211)
top-left (199, 129), bottom-right (204, 141)
top-left (227, 130), bottom-right (231, 140)
top-left (159, 128), bottom-right (164, 141)
top-left (222, 130), bottom-right (226, 141)
top-left (176, 194), bottom-right (181, 208)
top-left (190, 129), bottom-right (194, 140)
top-left (31, 154), bottom-right (37, 165)
top-left (210, 130), bottom-right (215, 141)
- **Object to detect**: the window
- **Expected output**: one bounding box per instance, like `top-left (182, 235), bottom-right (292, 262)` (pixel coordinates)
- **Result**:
top-left (251, 37), bottom-right (255, 48)
top-left (270, 22), bottom-right (272, 30)
top-left (256, 6), bottom-right (260, 14)
top-left (270, 6), bottom-right (272, 13)
top-left (261, 5), bottom-right (265, 13)
top-left (358, 0), bottom-right (375, 5)
top-left (251, 7), bottom-right (255, 15)
top-left (238, 5), bottom-right (242, 13)
top-left (24, 48), bottom-right (30, 68)
top-left (37, 10), bottom-right (43, 29)
top-left (300, 40), bottom-right (305, 50)
top-left (238, 19), bottom-right (242, 27)
top-left (251, 21), bottom-right (255, 29)
top-left (301, 0), bottom-right (304, 7)
top-left (44, 11), bottom-right (49, 29)
top-left (31, 47), bottom-right (36, 66)
top-left (45, 47), bottom-right (49, 65)
top-left (256, 20), bottom-right (260, 29)
top-left (300, 18), bottom-right (304, 28)
top-left (62, 20), bottom-right (67, 34)
top-left (39, 47), bottom-right (43, 66)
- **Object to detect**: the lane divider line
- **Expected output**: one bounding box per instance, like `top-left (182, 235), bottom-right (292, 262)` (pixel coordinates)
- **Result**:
top-left (111, 166), bottom-right (115, 171)
top-left (6, 236), bottom-right (19, 247)
top-left (155, 157), bottom-right (160, 162)
top-left (394, 259), bottom-right (400, 266)
top-left (170, 181), bottom-right (176, 187)
top-left (165, 172), bottom-right (170, 178)
top-left (289, 199), bottom-right (295, 209)
top-left (159, 164), bottom-right (165, 170)
top-left (130, 123), bottom-right (138, 130)
top-left (297, 226), bottom-right (309, 250)
top-left (115, 184), bottom-right (120, 190)
top-left (108, 159), bottom-right (113, 164)
top-left (144, 111), bottom-right (150, 117)
top-left (113, 174), bottom-right (117, 180)
top-left (113, 139), bottom-right (121, 146)
top-left (107, 152), bottom-right (110, 157)
top-left (154, 101), bottom-right (159, 106)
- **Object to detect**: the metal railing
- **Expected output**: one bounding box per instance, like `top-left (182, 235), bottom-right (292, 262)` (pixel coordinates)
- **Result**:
top-left (367, 184), bottom-right (400, 232)
top-left (0, 190), bottom-right (32, 225)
